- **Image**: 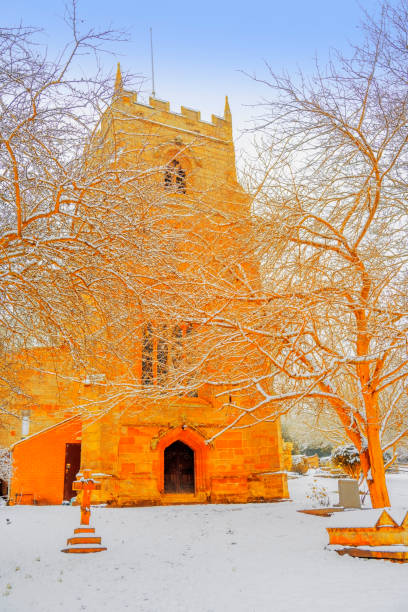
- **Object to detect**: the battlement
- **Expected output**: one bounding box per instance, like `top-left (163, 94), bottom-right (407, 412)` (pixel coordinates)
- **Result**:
top-left (180, 106), bottom-right (200, 121)
top-left (112, 87), bottom-right (231, 146)
top-left (142, 95), bottom-right (230, 128)
top-left (111, 64), bottom-right (233, 141)
top-left (149, 97), bottom-right (170, 113)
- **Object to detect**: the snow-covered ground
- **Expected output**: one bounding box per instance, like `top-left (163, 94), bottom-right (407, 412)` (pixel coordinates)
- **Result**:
top-left (1, 473), bottom-right (408, 612)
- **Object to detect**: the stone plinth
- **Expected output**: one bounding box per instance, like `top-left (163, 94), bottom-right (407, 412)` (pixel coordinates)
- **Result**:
top-left (327, 508), bottom-right (408, 562)
top-left (61, 526), bottom-right (107, 554)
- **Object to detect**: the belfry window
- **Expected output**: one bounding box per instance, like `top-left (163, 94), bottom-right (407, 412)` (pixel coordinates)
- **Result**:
top-left (164, 160), bottom-right (186, 193)
top-left (141, 323), bottom-right (193, 387)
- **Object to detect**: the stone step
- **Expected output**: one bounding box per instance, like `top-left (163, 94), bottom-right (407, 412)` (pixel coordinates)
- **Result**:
top-left (161, 493), bottom-right (206, 505)
top-left (61, 543), bottom-right (107, 554)
top-left (67, 535), bottom-right (102, 545)
top-left (74, 526), bottom-right (96, 534)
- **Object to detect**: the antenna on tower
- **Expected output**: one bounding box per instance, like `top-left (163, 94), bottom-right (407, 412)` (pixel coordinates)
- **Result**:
top-left (150, 27), bottom-right (156, 98)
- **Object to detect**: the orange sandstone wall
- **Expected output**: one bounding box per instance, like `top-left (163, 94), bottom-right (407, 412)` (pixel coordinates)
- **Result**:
top-left (209, 421), bottom-right (287, 503)
top-left (77, 396), bottom-right (288, 507)
top-left (0, 346), bottom-right (85, 450)
top-left (10, 418), bottom-right (82, 505)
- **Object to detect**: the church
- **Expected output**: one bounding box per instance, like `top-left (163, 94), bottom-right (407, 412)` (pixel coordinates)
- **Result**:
top-left (5, 67), bottom-right (288, 507)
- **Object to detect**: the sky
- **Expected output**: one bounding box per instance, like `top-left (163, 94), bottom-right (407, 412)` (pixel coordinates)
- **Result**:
top-left (2, 0), bottom-right (383, 143)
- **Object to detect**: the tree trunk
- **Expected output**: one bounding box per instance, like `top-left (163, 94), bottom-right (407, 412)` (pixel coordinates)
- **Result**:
top-left (360, 430), bottom-right (390, 508)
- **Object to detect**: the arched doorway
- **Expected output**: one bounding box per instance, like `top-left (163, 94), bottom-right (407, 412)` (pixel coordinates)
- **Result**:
top-left (164, 441), bottom-right (195, 493)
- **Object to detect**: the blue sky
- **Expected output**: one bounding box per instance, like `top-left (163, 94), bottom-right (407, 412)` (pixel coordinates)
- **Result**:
top-left (3, 0), bottom-right (382, 138)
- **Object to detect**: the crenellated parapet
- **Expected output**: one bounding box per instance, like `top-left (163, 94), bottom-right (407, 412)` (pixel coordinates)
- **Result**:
top-left (111, 64), bottom-right (233, 143)
top-left (117, 93), bottom-right (232, 142)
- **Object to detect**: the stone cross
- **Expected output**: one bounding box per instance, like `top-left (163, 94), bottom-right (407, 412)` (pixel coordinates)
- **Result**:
top-left (72, 468), bottom-right (101, 525)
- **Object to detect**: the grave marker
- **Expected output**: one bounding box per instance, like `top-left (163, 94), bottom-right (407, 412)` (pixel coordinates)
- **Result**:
top-left (61, 468), bottom-right (107, 554)
top-left (338, 478), bottom-right (361, 509)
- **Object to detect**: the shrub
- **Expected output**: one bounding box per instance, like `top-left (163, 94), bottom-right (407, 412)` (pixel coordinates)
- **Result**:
top-left (291, 455), bottom-right (309, 475)
top-left (0, 448), bottom-right (12, 482)
top-left (331, 445), bottom-right (361, 479)
top-left (306, 479), bottom-right (331, 507)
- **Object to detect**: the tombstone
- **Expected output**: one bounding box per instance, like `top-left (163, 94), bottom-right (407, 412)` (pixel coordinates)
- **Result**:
top-left (338, 478), bottom-right (361, 508)
top-left (61, 468), bottom-right (107, 553)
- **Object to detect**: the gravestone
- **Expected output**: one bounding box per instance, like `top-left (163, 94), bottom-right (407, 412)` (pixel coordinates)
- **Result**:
top-left (338, 478), bottom-right (361, 508)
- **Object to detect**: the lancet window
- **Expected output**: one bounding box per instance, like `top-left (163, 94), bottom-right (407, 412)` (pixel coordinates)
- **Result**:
top-left (141, 323), bottom-right (154, 386)
top-left (141, 322), bottom-right (193, 387)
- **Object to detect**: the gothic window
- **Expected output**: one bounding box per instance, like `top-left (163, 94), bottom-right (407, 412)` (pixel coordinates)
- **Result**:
top-left (164, 160), bottom-right (186, 193)
top-left (141, 322), bottom-right (195, 389)
top-left (157, 329), bottom-right (169, 385)
top-left (169, 324), bottom-right (183, 370)
top-left (142, 323), bottom-right (154, 386)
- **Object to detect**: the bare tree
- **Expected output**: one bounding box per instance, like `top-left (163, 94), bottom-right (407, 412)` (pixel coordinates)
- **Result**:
top-left (147, 0), bottom-right (408, 508)
top-left (7, 1), bottom-right (408, 512)
top-left (0, 5), bottom-right (122, 350)
top-left (0, 2), bottom-right (192, 436)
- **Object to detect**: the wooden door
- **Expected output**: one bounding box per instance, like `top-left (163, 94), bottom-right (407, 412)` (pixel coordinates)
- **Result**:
top-left (63, 443), bottom-right (81, 501)
top-left (164, 441), bottom-right (195, 493)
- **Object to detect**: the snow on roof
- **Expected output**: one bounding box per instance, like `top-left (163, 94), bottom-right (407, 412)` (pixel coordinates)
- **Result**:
top-left (10, 414), bottom-right (81, 449)
top-left (327, 507), bottom-right (408, 529)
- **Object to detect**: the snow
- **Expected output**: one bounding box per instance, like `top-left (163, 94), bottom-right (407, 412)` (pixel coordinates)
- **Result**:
top-left (327, 507), bottom-right (408, 528)
top-left (1, 473), bottom-right (408, 612)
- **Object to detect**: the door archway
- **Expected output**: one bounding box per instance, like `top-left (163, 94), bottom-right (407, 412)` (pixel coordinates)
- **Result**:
top-left (164, 441), bottom-right (195, 493)
top-left (156, 426), bottom-right (209, 495)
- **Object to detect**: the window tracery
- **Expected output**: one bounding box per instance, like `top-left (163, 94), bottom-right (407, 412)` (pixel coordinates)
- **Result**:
top-left (164, 159), bottom-right (186, 193)
top-left (141, 322), bottom-right (193, 387)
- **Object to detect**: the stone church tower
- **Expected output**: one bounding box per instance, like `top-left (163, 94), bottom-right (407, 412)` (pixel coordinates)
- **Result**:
top-left (7, 67), bottom-right (288, 506)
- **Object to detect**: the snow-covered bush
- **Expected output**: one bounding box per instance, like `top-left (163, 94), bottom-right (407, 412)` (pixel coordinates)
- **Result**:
top-left (291, 455), bottom-right (309, 475)
top-left (0, 448), bottom-right (11, 498)
top-left (331, 445), bottom-right (360, 479)
top-left (0, 448), bottom-right (11, 481)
